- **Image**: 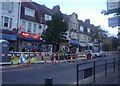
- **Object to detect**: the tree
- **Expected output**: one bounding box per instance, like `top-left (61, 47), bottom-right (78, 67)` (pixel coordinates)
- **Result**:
top-left (42, 11), bottom-right (68, 52)
top-left (112, 37), bottom-right (119, 50)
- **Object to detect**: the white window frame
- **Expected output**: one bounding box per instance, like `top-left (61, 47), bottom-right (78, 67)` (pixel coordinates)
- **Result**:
top-left (87, 28), bottom-right (90, 33)
top-left (44, 14), bottom-right (52, 21)
top-left (80, 26), bottom-right (84, 32)
top-left (1, 16), bottom-right (13, 28)
top-left (25, 7), bottom-right (35, 17)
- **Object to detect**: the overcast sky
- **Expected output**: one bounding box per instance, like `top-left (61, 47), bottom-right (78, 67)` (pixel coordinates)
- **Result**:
top-left (32, 0), bottom-right (118, 36)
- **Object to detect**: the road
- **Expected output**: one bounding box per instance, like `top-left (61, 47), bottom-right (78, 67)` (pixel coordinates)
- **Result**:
top-left (2, 55), bottom-right (118, 84)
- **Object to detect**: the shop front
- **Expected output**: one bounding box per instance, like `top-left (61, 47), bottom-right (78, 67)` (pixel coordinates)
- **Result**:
top-left (69, 40), bottom-right (79, 53)
top-left (79, 42), bottom-right (87, 52)
top-left (18, 32), bottom-right (41, 52)
top-left (2, 34), bottom-right (17, 51)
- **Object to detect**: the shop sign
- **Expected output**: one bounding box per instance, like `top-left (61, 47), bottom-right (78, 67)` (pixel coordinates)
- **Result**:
top-left (69, 40), bottom-right (79, 45)
top-left (20, 32), bottom-right (40, 40)
top-left (2, 34), bottom-right (17, 41)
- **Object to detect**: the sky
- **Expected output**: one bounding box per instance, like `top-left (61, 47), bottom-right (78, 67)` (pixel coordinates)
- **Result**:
top-left (32, 0), bottom-right (118, 36)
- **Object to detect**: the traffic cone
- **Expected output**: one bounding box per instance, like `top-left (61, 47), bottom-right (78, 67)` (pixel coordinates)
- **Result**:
top-left (52, 57), bottom-right (56, 64)
top-left (24, 60), bottom-right (29, 67)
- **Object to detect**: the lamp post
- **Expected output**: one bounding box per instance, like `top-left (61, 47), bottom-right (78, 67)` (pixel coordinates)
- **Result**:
top-left (16, 2), bottom-right (20, 51)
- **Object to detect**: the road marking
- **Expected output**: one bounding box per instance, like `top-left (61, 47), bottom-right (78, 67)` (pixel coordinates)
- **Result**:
top-left (2, 67), bottom-right (43, 72)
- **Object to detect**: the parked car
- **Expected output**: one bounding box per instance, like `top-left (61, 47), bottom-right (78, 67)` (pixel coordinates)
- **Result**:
top-left (84, 50), bottom-right (95, 58)
top-left (99, 51), bottom-right (106, 57)
top-left (93, 51), bottom-right (101, 57)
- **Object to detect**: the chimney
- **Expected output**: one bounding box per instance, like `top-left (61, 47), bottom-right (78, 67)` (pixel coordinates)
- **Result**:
top-left (85, 19), bottom-right (90, 24)
top-left (52, 5), bottom-right (60, 12)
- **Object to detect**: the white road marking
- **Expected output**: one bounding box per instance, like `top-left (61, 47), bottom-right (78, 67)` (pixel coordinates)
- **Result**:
top-left (2, 67), bottom-right (43, 72)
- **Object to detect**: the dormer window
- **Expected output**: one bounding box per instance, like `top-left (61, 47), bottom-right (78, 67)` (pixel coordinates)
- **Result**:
top-left (80, 26), bottom-right (84, 32)
top-left (87, 28), bottom-right (90, 33)
top-left (44, 14), bottom-right (52, 21)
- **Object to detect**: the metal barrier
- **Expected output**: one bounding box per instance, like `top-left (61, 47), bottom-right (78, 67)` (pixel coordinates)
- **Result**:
top-left (76, 57), bottom-right (118, 85)
top-left (0, 52), bottom-right (77, 65)
top-left (0, 51), bottom-right (119, 65)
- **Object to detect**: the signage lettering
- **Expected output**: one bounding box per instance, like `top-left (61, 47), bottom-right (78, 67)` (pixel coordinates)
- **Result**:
top-left (20, 32), bottom-right (40, 39)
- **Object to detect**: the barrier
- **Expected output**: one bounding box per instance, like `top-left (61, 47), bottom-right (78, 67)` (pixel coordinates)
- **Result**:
top-left (1, 51), bottom-right (119, 65)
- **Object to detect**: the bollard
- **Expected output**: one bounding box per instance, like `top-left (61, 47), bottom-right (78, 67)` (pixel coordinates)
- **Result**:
top-left (105, 60), bottom-right (107, 77)
top-left (44, 56), bottom-right (46, 63)
top-left (45, 77), bottom-right (53, 86)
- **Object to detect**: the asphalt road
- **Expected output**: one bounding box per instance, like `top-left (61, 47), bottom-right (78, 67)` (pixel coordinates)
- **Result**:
top-left (2, 54), bottom-right (119, 84)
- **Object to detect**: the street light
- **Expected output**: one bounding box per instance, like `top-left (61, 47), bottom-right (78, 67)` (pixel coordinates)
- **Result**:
top-left (16, 2), bottom-right (20, 51)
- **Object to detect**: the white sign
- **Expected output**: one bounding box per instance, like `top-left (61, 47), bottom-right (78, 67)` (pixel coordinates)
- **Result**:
top-left (107, 0), bottom-right (120, 13)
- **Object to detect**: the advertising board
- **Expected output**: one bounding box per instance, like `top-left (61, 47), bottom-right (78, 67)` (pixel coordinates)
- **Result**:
top-left (107, 0), bottom-right (120, 14)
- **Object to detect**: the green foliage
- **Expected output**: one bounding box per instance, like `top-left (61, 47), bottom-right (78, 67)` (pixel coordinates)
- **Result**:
top-left (91, 26), bottom-right (108, 43)
top-left (43, 12), bottom-right (68, 45)
top-left (112, 37), bottom-right (119, 50)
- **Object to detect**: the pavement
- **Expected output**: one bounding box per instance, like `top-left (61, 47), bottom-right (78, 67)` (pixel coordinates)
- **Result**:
top-left (92, 60), bottom-right (120, 85)
top-left (94, 70), bottom-right (119, 84)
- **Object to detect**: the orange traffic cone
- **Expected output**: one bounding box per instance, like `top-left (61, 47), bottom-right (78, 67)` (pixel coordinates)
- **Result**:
top-left (52, 57), bottom-right (56, 64)
top-left (24, 60), bottom-right (29, 67)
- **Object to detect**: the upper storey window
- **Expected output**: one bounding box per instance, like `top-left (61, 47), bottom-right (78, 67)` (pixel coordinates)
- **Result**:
top-left (25, 7), bottom-right (35, 17)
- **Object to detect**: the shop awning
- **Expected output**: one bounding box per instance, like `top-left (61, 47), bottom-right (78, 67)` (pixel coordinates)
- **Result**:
top-left (69, 40), bottom-right (79, 46)
top-left (2, 34), bottom-right (17, 41)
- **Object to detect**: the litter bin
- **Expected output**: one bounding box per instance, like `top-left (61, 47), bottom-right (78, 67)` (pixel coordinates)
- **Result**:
top-left (0, 39), bottom-right (10, 62)
top-left (45, 77), bottom-right (53, 86)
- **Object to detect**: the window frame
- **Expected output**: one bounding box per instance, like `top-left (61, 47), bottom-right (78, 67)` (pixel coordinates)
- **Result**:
top-left (25, 7), bottom-right (35, 17)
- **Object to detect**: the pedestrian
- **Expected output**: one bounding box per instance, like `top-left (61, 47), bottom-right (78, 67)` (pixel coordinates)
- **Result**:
top-left (87, 51), bottom-right (91, 59)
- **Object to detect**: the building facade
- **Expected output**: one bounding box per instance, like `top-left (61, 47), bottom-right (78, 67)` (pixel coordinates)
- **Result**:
top-left (18, 2), bottom-right (53, 52)
top-left (78, 20), bottom-right (93, 52)
top-left (0, 0), bottom-right (21, 51)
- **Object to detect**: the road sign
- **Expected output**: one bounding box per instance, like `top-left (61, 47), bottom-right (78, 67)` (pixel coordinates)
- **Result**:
top-left (107, 0), bottom-right (120, 14)
top-left (108, 16), bottom-right (120, 27)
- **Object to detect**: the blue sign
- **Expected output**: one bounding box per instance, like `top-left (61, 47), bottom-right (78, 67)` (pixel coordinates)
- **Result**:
top-left (108, 16), bottom-right (120, 27)
top-left (2, 34), bottom-right (17, 41)
top-left (69, 40), bottom-right (79, 45)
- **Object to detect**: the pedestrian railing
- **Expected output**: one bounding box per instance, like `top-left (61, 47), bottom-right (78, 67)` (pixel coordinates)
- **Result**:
top-left (76, 56), bottom-right (119, 85)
